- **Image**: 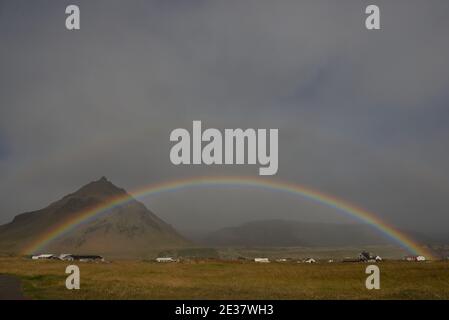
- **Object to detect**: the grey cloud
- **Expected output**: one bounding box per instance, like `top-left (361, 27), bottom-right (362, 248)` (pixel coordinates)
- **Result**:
top-left (0, 0), bottom-right (448, 236)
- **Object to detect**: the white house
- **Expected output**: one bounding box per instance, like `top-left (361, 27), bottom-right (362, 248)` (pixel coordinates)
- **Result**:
top-left (156, 257), bottom-right (176, 263)
top-left (304, 258), bottom-right (316, 264)
top-left (254, 258), bottom-right (270, 263)
top-left (416, 255), bottom-right (426, 262)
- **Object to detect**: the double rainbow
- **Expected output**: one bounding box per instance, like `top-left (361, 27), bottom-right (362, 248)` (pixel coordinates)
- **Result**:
top-left (23, 176), bottom-right (435, 258)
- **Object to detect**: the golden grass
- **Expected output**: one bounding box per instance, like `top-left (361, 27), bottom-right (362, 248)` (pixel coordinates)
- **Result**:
top-left (1, 257), bottom-right (448, 299)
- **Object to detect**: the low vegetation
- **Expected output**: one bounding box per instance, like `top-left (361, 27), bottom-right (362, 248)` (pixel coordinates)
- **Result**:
top-left (1, 257), bottom-right (449, 299)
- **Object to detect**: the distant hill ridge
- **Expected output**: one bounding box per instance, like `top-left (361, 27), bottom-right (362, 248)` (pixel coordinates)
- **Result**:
top-left (203, 219), bottom-right (421, 247)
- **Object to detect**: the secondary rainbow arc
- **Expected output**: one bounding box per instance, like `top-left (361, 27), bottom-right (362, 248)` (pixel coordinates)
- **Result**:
top-left (23, 176), bottom-right (435, 259)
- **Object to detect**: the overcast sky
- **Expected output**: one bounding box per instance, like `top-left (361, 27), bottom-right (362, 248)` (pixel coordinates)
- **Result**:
top-left (1, 0), bottom-right (448, 235)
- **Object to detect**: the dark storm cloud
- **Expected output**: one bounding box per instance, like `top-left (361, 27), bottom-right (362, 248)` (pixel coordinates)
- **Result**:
top-left (0, 0), bottom-right (448, 235)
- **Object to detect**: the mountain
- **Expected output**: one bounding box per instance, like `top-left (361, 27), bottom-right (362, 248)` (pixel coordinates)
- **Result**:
top-left (203, 219), bottom-right (397, 247)
top-left (0, 177), bottom-right (187, 258)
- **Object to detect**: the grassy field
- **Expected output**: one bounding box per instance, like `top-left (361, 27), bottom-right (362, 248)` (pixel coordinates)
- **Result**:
top-left (1, 257), bottom-right (449, 300)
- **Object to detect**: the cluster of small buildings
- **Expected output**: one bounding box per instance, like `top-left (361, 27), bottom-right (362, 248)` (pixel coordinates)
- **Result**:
top-left (35, 252), bottom-right (429, 264)
top-left (404, 255), bottom-right (426, 262)
top-left (253, 252), bottom-right (384, 264)
top-left (31, 254), bottom-right (105, 262)
top-left (253, 257), bottom-right (318, 263)
top-left (153, 253), bottom-right (430, 264)
top-left (342, 252), bottom-right (381, 263)
top-left (342, 252), bottom-right (429, 263)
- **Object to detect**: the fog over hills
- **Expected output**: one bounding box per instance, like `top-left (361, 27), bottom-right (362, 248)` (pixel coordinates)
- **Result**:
top-left (202, 219), bottom-right (434, 248)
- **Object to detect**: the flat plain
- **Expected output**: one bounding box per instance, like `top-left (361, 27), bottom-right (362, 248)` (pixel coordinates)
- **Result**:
top-left (1, 257), bottom-right (448, 300)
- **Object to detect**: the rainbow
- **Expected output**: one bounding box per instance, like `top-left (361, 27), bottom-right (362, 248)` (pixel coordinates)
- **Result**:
top-left (23, 176), bottom-right (435, 258)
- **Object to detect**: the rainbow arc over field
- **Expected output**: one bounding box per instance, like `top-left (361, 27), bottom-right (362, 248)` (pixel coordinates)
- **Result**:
top-left (23, 176), bottom-right (435, 258)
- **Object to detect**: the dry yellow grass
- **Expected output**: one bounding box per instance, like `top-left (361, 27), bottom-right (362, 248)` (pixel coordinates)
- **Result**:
top-left (1, 257), bottom-right (448, 299)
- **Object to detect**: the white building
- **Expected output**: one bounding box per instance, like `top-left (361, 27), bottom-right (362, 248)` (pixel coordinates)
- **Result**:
top-left (304, 258), bottom-right (316, 264)
top-left (156, 257), bottom-right (176, 263)
top-left (405, 255), bottom-right (426, 262)
top-left (416, 255), bottom-right (426, 262)
top-left (254, 258), bottom-right (270, 263)
top-left (31, 254), bottom-right (57, 260)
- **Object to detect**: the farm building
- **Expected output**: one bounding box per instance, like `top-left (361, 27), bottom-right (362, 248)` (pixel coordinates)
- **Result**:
top-left (156, 257), bottom-right (176, 263)
top-left (358, 251), bottom-right (382, 262)
top-left (77, 255), bottom-right (104, 262)
top-left (358, 251), bottom-right (371, 262)
top-left (31, 254), bottom-right (104, 262)
top-left (66, 255), bottom-right (104, 262)
top-left (31, 254), bottom-right (58, 260)
top-left (275, 258), bottom-right (288, 262)
top-left (303, 258), bottom-right (316, 264)
top-left (405, 255), bottom-right (426, 262)
top-left (254, 258), bottom-right (270, 263)
top-left (59, 254), bottom-right (75, 261)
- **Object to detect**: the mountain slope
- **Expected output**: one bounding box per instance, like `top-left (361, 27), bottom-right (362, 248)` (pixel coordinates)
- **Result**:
top-left (0, 177), bottom-right (187, 257)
